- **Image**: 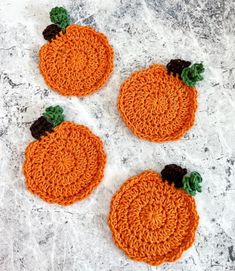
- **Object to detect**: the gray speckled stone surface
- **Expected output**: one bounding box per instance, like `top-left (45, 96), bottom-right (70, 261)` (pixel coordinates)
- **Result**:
top-left (0, 0), bottom-right (235, 270)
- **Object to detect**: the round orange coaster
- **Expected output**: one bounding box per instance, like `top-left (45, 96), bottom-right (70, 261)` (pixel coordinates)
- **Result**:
top-left (108, 170), bottom-right (199, 266)
top-left (23, 122), bottom-right (106, 205)
top-left (39, 25), bottom-right (114, 96)
top-left (118, 64), bottom-right (197, 142)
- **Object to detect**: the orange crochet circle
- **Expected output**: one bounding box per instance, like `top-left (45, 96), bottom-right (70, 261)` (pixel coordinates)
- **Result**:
top-left (23, 122), bottom-right (106, 205)
top-left (118, 64), bottom-right (197, 142)
top-left (39, 25), bottom-right (114, 96)
top-left (108, 170), bottom-right (199, 266)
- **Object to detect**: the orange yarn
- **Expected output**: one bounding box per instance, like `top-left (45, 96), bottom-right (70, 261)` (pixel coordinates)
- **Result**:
top-left (118, 64), bottom-right (197, 142)
top-left (23, 122), bottom-right (106, 205)
top-left (108, 170), bottom-right (199, 266)
top-left (39, 24), bottom-right (114, 96)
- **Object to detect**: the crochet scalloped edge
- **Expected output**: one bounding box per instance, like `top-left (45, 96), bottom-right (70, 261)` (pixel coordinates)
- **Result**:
top-left (108, 170), bottom-right (199, 265)
top-left (23, 121), bottom-right (107, 205)
top-left (39, 24), bottom-right (114, 97)
top-left (117, 64), bottom-right (198, 142)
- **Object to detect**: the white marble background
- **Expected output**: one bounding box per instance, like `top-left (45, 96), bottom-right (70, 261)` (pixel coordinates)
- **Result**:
top-left (0, 0), bottom-right (235, 270)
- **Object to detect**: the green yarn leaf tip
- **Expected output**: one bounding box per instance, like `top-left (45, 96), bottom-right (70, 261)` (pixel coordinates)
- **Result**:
top-left (181, 63), bottom-right (205, 87)
top-left (43, 105), bottom-right (65, 127)
top-left (50, 7), bottom-right (70, 29)
top-left (183, 171), bottom-right (202, 196)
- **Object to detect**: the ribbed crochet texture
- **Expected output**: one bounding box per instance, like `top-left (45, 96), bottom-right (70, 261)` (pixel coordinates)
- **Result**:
top-left (108, 171), bottom-right (199, 266)
top-left (118, 64), bottom-right (197, 142)
top-left (23, 122), bottom-right (106, 205)
top-left (39, 24), bottom-right (114, 96)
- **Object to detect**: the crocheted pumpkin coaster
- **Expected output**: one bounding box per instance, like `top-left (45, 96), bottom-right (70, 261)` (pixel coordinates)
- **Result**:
top-left (39, 7), bottom-right (114, 96)
top-left (118, 61), bottom-right (204, 142)
top-left (23, 106), bottom-right (106, 205)
top-left (108, 166), bottom-right (202, 266)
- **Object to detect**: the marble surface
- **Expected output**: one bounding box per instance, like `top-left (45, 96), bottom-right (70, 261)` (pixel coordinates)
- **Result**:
top-left (0, 0), bottom-right (235, 270)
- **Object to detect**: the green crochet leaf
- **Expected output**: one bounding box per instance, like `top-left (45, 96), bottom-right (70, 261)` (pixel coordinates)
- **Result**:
top-left (43, 105), bottom-right (64, 127)
top-left (181, 63), bottom-right (205, 87)
top-left (182, 171), bottom-right (202, 196)
top-left (50, 7), bottom-right (70, 29)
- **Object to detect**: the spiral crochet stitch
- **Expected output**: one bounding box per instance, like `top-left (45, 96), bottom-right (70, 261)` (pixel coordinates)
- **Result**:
top-left (23, 122), bottom-right (106, 205)
top-left (183, 171), bottom-right (203, 196)
top-left (43, 105), bottom-right (64, 126)
top-left (39, 24), bottom-right (114, 96)
top-left (108, 171), bottom-right (199, 266)
top-left (118, 64), bottom-right (197, 142)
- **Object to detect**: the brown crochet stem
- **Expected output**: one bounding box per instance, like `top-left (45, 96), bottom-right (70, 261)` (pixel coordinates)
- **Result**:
top-left (161, 164), bottom-right (187, 188)
top-left (42, 24), bottom-right (62, 41)
top-left (166, 59), bottom-right (191, 78)
top-left (30, 116), bottom-right (53, 139)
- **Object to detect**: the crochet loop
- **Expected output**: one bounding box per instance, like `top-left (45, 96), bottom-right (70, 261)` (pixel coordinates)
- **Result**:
top-left (50, 6), bottom-right (70, 29)
top-left (43, 105), bottom-right (64, 127)
top-left (183, 171), bottom-right (202, 196)
top-left (181, 63), bottom-right (205, 87)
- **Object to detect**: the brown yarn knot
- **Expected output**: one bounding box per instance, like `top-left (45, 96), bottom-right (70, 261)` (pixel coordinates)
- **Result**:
top-left (166, 59), bottom-right (191, 78)
top-left (42, 24), bottom-right (62, 41)
top-left (161, 164), bottom-right (187, 188)
top-left (30, 116), bottom-right (53, 139)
